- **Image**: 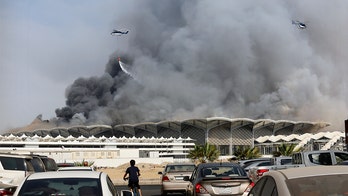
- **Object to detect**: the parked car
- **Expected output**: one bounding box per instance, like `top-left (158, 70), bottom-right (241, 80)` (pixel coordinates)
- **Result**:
top-left (184, 162), bottom-right (252, 196)
top-left (248, 156), bottom-right (292, 182)
top-left (158, 163), bottom-right (196, 195)
top-left (17, 154), bottom-right (58, 172)
top-left (245, 165), bottom-right (348, 196)
top-left (28, 155), bottom-right (46, 172)
top-left (291, 150), bottom-right (348, 166)
top-left (243, 161), bottom-right (271, 174)
top-left (58, 166), bottom-right (95, 171)
top-left (37, 155), bottom-right (58, 171)
top-left (57, 162), bottom-right (75, 168)
top-left (13, 171), bottom-right (119, 196)
top-left (0, 153), bottom-right (35, 186)
top-left (0, 182), bottom-right (17, 196)
top-left (238, 158), bottom-right (271, 169)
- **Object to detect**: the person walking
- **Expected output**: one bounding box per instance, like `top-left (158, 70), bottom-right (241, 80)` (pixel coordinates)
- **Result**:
top-left (123, 159), bottom-right (142, 196)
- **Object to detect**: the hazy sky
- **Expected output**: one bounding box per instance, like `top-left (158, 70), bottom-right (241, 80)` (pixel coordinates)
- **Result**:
top-left (1, 0), bottom-right (348, 133)
top-left (1, 0), bottom-right (125, 131)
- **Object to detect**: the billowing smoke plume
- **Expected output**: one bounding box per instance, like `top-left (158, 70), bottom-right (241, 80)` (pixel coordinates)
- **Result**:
top-left (55, 0), bottom-right (348, 130)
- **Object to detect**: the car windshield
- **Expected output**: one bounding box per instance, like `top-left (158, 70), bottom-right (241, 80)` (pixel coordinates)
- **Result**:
top-left (201, 166), bottom-right (245, 177)
top-left (18, 178), bottom-right (102, 196)
top-left (166, 165), bottom-right (195, 172)
top-left (287, 174), bottom-right (348, 196)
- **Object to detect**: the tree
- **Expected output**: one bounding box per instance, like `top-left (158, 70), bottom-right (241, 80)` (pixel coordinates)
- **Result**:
top-left (233, 146), bottom-right (261, 160)
top-left (273, 143), bottom-right (301, 157)
top-left (187, 143), bottom-right (220, 163)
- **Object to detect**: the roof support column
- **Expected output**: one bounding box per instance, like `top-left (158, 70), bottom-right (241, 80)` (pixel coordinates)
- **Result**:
top-left (230, 125), bottom-right (233, 155)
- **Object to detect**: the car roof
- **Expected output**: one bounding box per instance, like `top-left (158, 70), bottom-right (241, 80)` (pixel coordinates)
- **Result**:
top-left (27, 171), bottom-right (102, 180)
top-left (269, 166), bottom-right (348, 179)
top-left (197, 162), bottom-right (240, 167)
top-left (58, 167), bottom-right (93, 171)
top-left (245, 160), bottom-right (270, 167)
top-left (297, 150), bottom-right (348, 154)
top-left (166, 163), bottom-right (195, 166)
top-left (0, 153), bottom-right (33, 159)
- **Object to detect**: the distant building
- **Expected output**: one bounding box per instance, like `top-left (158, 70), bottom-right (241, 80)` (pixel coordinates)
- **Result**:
top-left (5, 117), bottom-right (331, 155)
top-left (2, 117), bottom-right (342, 166)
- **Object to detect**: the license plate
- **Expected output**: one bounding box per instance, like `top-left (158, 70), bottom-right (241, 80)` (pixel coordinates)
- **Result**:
top-left (175, 176), bottom-right (184, 180)
top-left (220, 187), bottom-right (232, 194)
top-left (215, 187), bottom-right (237, 194)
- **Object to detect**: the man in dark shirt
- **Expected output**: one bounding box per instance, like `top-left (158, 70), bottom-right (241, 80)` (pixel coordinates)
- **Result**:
top-left (123, 159), bottom-right (142, 196)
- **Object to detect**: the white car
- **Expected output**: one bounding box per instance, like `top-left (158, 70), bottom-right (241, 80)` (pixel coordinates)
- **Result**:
top-left (0, 153), bottom-right (35, 186)
top-left (246, 166), bottom-right (348, 196)
top-left (13, 171), bottom-right (127, 196)
top-left (158, 163), bottom-right (196, 195)
top-left (58, 166), bottom-right (95, 171)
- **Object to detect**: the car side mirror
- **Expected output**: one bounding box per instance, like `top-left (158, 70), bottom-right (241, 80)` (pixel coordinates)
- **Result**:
top-left (183, 176), bottom-right (190, 181)
top-left (158, 171), bottom-right (163, 175)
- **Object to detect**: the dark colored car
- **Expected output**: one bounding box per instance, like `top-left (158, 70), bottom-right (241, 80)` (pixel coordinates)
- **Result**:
top-left (29, 155), bottom-right (46, 172)
top-left (184, 162), bottom-right (252, 196)
top-left (23, 154), bottom-right (58, 172)
top-left (39, 156), bottom-right (58, 171)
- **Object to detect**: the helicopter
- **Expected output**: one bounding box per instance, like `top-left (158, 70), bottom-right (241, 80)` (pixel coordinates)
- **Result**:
top-left (111, 29), bottom-right (129, 35)
top-left (292, 20), bottom-right (307, 29)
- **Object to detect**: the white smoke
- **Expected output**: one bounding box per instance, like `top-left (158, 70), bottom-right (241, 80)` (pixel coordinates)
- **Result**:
top-left (118, 58), bottom-right (136, 79)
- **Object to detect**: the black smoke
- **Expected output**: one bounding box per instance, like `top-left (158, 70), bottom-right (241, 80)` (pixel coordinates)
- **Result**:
top-left (55, 0), bottom-right (348, 130)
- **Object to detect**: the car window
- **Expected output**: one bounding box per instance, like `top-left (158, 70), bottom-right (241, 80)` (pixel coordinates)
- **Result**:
top-left (165, 165), bottom-right (195, 172)
top-left (25, 159), bottom-right (35, 172)
top-left (249, 177), bottom-right (267, 195)
top-left (292, 153), bottom-right (302, 164)
top-left (0, 157), bottom-right (26, 170)
top-left (41, 158), bottom-right (58, 171)
top-left (258, 162), bottom-right (271, 166)
top-left (201, 166), bottom-right (245, 177)
top-left (261, 177), bottom-right (277, 196)
top-left (190, 167), bottom-right (198, 181)
top-left (106, 175), bottom-right (116, 195)
top-left (30, 157), bottom-right (45, 172)
top-left (18, 178), bottom-right (102, 196)
top-left (249, 176), bottom-right (277, 196)
top-left (308, 153), bottom-right (332, 165)
top-left (334, 152), bottom-right (348, 164)
top-left (280, 159), bottom-right (292, 165)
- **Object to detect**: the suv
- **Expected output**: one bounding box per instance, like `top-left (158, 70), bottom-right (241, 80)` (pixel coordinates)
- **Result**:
top-left (39, 156), bottom-right (58, 171)
top-left (0, 153), bottom-right (35, 186)
top-left (29, 155), bottom-right (46, 172)
top-left (158, 163), bottom-right (195, 195)
top-left (21, 154), bottom-right (58, 172)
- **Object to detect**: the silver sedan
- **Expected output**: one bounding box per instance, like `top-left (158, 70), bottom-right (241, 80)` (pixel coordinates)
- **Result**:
top-left (246, 165), bottom-right (348, 196)
top-left (185, 162), bottom-right (252, 196)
